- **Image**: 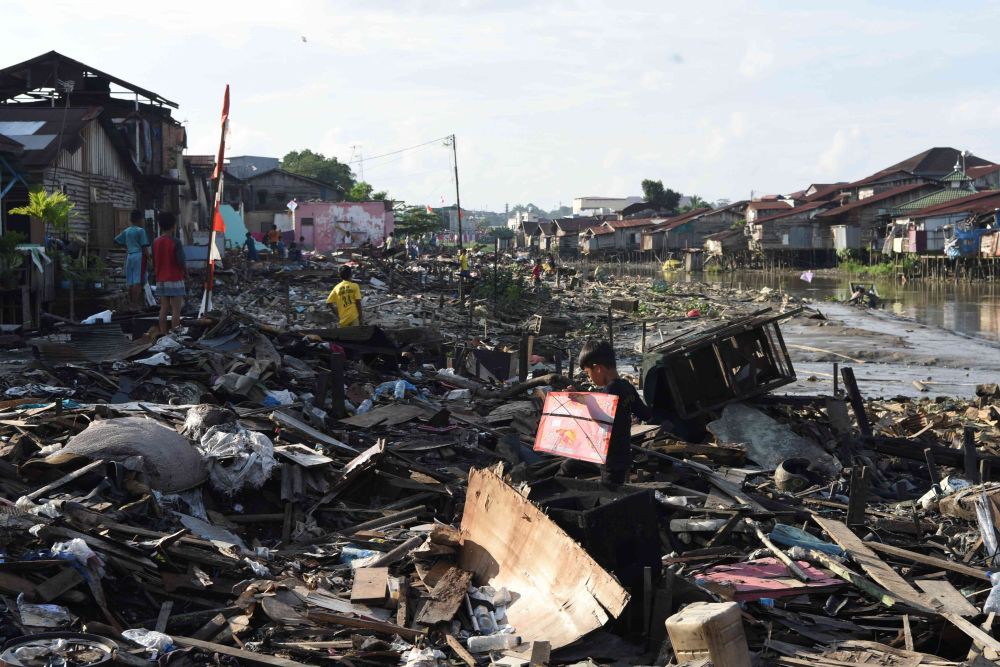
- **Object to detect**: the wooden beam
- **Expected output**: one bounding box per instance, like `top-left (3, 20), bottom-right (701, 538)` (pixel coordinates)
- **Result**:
top-left (307, 610), bottom-right (424, 641)
top-left (864, 541), bottom-right (989, 582)
top-left (812, 516), bottom-right (938, 614)
top-left (173, 636), bottom-right (313, 667)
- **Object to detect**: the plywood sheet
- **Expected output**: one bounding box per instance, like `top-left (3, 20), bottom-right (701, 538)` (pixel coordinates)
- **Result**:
top-left (458, 467), bottom-right (630, 649)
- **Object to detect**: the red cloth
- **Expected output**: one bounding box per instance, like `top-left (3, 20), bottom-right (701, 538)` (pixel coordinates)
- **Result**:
top-left (153, 235), bottom-right (185, 282)
top-left (212, 203), bottom-right (226, 233)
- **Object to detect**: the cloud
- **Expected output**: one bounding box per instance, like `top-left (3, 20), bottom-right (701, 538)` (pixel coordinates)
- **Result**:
top-left (738, 42), bottom-right (775, 79)
top-left (817, 127), bottom-right (861, 175)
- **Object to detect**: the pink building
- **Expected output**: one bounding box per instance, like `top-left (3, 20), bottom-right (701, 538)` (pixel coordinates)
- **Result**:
top-left (293, 201), bottom-right (394, 252)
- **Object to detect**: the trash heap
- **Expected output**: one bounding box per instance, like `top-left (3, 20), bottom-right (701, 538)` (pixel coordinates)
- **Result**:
top-left (0, 250), bottom-right (996, 665)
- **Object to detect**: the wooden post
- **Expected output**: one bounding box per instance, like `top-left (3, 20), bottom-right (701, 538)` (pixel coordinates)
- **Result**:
top-left (846, 466), bottom-right (869, 529)
top-left (519, 333), bottom-right (529, 383)
top-left (568, 346), bottom-right (575, 383)
top-left (639, 321), bottom-right (647, 390)
top-left (607, 305), bottom-right (614, 350)
top-left (924, 448), bottom-right (940, 494)
top-left (965, 427), bottom-right (981, 484)
top-left (840, 366), bottom-right (872, 438)
top-left (832, 361), bottom-right (839, 396)
top-left (329, 351), bottom-right (347, 419)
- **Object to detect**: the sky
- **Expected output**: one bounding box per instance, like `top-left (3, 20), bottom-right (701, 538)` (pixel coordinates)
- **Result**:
top-left (6, 0), bottom-right (1000, 211)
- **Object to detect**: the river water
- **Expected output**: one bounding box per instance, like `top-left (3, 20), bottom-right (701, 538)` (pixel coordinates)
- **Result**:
top-left (582, 261), bottom-right (1000, 343)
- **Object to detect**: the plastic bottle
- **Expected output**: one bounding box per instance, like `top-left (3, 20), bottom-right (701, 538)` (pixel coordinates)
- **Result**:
top-left (394, 380), bottom-right (407, 400)
top-left (356, 399), bottom-right (373, 415)
top-left (473, 605), bottom-right (497, 634)
top-left (984, 572), bottom-right (1000, 613)
top-left (466, 634), bottom-right (520, 653)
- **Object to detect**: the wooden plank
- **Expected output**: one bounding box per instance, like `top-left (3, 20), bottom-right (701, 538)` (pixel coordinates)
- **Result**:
top-left (155, 601), bottom-right (173, 633)
top-left (458, 467), bottom-right (629, 650)
top-left (444, 633), bottom-right (476, 667)
top-left (529, 641), bottom-right (552, 666)
top-left (865, 541), bottom-right (990, 582)
top-left (902, 614), bottom-right (914, 652)
top-left (350, 567), bottom-right (388, 605)
top-left (307, 610), bottom-right (424, 641)
top-left (812, 516), bottom-right (938, 614)
top-left (415, 566), bottom-right (473, 625)
top-left (173, 636), bottom-right (313, 667)
top-left (34, 566), bottom-right (84, 602)
top-left (915, 579), bottom-right (979, 617)
top-left (946, 612), bottom-right (1000, 654)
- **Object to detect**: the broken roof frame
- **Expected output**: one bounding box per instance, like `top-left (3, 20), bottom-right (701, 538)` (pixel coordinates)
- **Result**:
top-left (0, 51), bottom-right (178, 109)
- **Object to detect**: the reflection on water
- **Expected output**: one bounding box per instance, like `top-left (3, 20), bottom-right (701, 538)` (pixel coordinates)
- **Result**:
top-left (702, 271), bottom-right (1000, 342)
top-left (580, 261), bottom-right (1000, 342)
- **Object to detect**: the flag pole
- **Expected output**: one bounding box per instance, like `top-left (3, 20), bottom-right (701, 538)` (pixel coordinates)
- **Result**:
top-left (200, 85), bottom-right (230, 316)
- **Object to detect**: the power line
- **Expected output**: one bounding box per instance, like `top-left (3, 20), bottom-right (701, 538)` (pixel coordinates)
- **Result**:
top-left (347, 134), bottom-right (452, 165)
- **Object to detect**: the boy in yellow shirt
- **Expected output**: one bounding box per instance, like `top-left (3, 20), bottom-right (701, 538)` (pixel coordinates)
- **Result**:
top-left (326, 266), bottom-right (363, 327)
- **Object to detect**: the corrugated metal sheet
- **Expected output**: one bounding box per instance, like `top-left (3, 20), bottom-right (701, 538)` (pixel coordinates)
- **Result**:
top-left (56, 146), bottom-right (83, 171)
top-left (32, 324), bottom-right (134, 364)
top-left (84, 120), bottom-right (130, 181)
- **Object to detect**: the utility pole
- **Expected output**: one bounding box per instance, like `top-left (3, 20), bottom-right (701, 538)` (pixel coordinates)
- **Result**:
top-left (451, 134), bottom-right (463, 250)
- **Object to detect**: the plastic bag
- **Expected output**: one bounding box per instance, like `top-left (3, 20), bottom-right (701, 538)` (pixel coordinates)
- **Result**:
top-left (986, 572), bottom-right (1000, 613)
top-left (51, 538), bottom-right (104, 576)
top-left (122, 629), bottom-right (174, 655)
top-left (196, 425), bottom-right (276, 494)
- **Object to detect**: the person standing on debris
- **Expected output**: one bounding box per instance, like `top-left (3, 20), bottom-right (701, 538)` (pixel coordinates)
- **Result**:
top-left (287, 241), bottom-right (302, 261)
top-left (326, 265), bottom-right (363, 328)
top-left (266, 224), bottom-right (281, 250)
top-left (559, 340), bottom-right (650, 487)
top-left (152, 212), bottom-right (187, 335)
top-left (114, 209), bottom-right (150, 310)
top-left (532, 258), bottom-right (543, 286)
top-left (383, 232), bottom-right (395, 256)
top-left (459, 247), bottom-right (470, 279)
top-left (244, 232), bottom-right (259, 262)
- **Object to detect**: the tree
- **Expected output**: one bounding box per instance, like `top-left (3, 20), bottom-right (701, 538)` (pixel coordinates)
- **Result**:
top-left (395, 206), bottom-right (444, 236)
top-left (641, 179), bottom-right (681, 214)
top-left (9, 188), bottom-right (75, 238)
top-left (281, 149), bottom-right (355, 196)
top-left (346, 181), bottom-right (373, 202)
top-left (680, 195), bottom-right (711, 213)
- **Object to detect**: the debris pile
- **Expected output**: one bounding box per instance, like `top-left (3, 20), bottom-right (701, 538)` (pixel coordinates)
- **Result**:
top-left (0, 249), bottom-right (997, 665)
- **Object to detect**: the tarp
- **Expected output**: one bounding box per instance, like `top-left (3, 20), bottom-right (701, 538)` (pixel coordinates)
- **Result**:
top-left (219, 204), bottom-right (248, 247)
top-left (533, 391), bottom-right (617, 464)
top-left (41, 417), bottom-right (207, 492)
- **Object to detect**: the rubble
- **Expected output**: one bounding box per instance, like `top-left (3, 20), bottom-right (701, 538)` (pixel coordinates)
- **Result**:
top-left (0, 249), bottom-right (997, 665)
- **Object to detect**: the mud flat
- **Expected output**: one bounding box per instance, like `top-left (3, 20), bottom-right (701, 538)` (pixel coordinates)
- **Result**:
top-left (780, 302), bottom-right (1000, 398)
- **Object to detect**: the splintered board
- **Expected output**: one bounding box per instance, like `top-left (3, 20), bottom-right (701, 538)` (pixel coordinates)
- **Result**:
top-left (350, 567), bottom-right (388, 605)
top-left (458, 467), bottom-right (629, 649)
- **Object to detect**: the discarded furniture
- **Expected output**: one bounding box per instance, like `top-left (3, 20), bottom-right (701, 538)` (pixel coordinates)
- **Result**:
top-left (642, 308), bottom-right (798, 419)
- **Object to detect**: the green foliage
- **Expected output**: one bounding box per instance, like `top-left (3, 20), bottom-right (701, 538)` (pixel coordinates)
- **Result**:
top-left (8, 188), bottom-right (75, 236)
top-left (680, 195), bottom-right (711, 212)
top-left (838, 254), bottom-right (916, 277)
top-left (481, 226), bottom-right (514, 241)
top-left (0, 231), bottom-right (25, 285)
top-left (395, 206), bottom-right (444, 236)
top-left (472, 266), bottom-right (528, 314)
top-left (346, 181), bottom-right (373, 201)
top-left (641, 179), bottom-right (681, 214)
top-left (281, 149), bottom-right (355, 196)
